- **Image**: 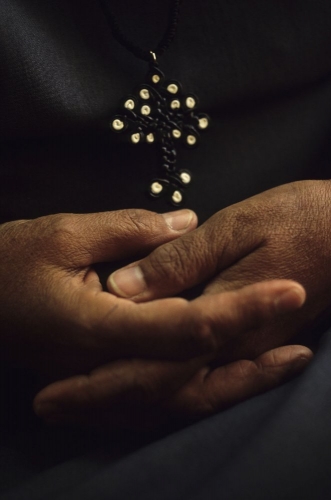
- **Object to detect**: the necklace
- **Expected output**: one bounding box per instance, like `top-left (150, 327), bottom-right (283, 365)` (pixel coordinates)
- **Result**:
top-left (100, 0), bottom-right (210, 206)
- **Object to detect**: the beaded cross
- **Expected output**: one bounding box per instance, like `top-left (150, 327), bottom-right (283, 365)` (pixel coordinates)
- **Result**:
top-left (110, 63), bottom-right (210, 206)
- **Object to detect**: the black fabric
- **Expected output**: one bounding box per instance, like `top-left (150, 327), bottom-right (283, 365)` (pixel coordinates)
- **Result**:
top-left (2, 329), bottom-right (331, 500)
top-left (1, 0), bottom-right (331, 223)
top-left (1, 0), bottom-right (331, 498)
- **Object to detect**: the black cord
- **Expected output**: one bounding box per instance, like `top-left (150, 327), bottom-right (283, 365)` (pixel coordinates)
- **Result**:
top-left (99, 0), bottom-right (182, 63)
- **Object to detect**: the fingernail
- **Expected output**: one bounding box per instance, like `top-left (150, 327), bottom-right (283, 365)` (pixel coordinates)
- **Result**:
top-left (285, 355), bottom-right (311, 378)
top-left (109, 265), bottom-right (146, 298)
top-left (162, 209), bottom-right (194, 231)
top-left (274, 286), bottom-right (306, 314)
top-left (293, 355), bottom-right (311, 370)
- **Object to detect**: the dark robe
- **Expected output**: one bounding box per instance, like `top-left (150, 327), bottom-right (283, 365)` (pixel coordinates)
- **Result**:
top-left (1, 1), bottom-right (331, 498)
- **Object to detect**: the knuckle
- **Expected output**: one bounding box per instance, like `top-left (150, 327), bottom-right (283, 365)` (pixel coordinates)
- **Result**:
top-left (2, 215), bottom-right (76, 266)
top-left (187, 315), bottom-right (219, 355)
top-left (202, 209), bottom-right (253, 265)
top-left (235, 359), bottom-right (259, 379)
top-left (116, 209), bottom-right (161, 236)
top-left (146, 238), bottom-right (201, 287)
top-left (35, 213), bottom-right (74, 243)
top-left (226, 207), bottom-right (260, 245)
top-left (189, 395), bottom-right (216, 418)
top-left (196, 381), bottom-right (222, 416)
top-left (202, 391), bottom-right (222, 416)
top-left (37, 214), bottom-right (91, 264)
top-left (170, 369), bottom-right (216, 418)
top-left (44, 214), bottom-right (82, 261)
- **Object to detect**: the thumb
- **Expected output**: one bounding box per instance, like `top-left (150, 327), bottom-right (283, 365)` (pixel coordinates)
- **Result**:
top-left (44, 209), bottom-right (197, 267)
top-left (107, 206), bottom-right (260, 300)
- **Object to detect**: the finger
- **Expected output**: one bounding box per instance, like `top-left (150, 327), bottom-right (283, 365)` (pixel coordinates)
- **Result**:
top-left (79, 279), bottom-right (306, 361)
top-left (33, 358), bottom-right (200, 420)
top-left (34, 345), bottom-right (313, 429)
top-left (33, 357), bottom-right (204, 429)
top-left (35, 209), bottom-right (197, 267)
top-left (107, 201), bottom-right (261, 301)
top-left (169, 345), bottom-right (313, 418)
top-left (200, 248), bottom-right (311, 362)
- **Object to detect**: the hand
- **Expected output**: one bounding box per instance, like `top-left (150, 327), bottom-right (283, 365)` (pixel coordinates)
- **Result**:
top-left (108, 181), bottom-right (331, 361)
top-left (33, 280), bottom-right (312, 429)
top-left (0, 208), bottom-right (201, 378)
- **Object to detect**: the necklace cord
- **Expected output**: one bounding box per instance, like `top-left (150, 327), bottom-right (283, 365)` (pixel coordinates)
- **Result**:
top-left (99, 0), bottom-right (182, 62)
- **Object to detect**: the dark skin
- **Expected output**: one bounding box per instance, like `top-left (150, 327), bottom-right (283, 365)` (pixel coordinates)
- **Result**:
top-left (109, 180), bottom-right (331, 362)
top-left (34, 343), bottom-right (311, 430)
top-left (0, 206), bottom-right (311, 429)
top-left (0, 209), bottom-right (199, 377)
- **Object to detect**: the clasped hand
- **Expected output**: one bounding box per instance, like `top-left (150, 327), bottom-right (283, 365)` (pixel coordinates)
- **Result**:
top-left (3, 181), bottom-right (325, 428)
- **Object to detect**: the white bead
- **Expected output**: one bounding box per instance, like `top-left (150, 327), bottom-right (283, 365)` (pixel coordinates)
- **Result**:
top-left (124, 99), bottom-right (135, 110)
top-left (140, 89), bottom-right (150, 99)
top-left (172, 190), bottom-right (183, 203)
top-left (141, 105), bottom-right (151, 115)
top-left (180, 172), bottom-right (191, 184)
top-left (152, 74), bottom-right (160, 84)
top-left (112, 119), bottom-right (124, 131)
top-left (170, 100), bottom-right (181, 110)
top-left (198, 117), bottom-right (209, 129)
top-left (151, 182), bottom-right (163, 194)
top-left (146, 133), bottom-right (154, 143)
top-left (167, 83), bottom-right (179, 94)
top-left (172, 129), bottom-right (181, 139)
top-left (131, 133), bottom-right (140, 144)
top-left (187, 135), bottom-right (197, 146)
top-left (186, 97), bottom-right (196, 108)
